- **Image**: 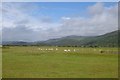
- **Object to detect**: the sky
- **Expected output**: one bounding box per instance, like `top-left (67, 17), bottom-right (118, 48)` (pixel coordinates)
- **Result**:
top-left (1, 2), bottom-right (118, 41)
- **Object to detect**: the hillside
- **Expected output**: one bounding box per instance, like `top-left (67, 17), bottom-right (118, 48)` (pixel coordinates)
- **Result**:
top-left (2, 30), bottom-right (119, 47)
top-left (39, 30), bottom-right (119, 47)
top-left (2, 41), bottom-right (32, 46)
top-left (81, 30), bottom-right (119, 47)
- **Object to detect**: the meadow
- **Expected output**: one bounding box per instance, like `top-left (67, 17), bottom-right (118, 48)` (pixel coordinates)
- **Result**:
top-left (2, 46), bottom-right (118, 78)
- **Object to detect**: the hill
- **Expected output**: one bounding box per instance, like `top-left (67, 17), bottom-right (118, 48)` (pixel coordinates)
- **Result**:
top-left (2, 30), bottom-right (119, 47)
top-left (38, 30), bottom-right (119, 47)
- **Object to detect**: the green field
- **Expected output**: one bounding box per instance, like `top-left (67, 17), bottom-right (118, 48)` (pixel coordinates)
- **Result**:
top-left (2, 46), bottom-right (118, 78)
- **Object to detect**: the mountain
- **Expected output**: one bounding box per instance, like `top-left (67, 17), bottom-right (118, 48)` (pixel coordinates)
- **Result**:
top-left (40, 36), bottom-right (91, 46)
top-left (80, 30), bottom-right (119, 47)
top-left (2, 41), bottom-right (32, 46)
top-left (2, 30), bottom-right (119, 47)
top-left (37, 30), bottom-right (119, 47)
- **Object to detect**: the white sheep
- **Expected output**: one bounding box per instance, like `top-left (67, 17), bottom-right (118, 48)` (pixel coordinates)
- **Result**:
top-left (73, 49), bottom-right (76, 52)
top-left (50, 48), bottom-right (53, 50)
top-left (56, 48), bottom-right (58, 50)
top-left (68, 49), bottom-right (70, 52)
top-left (64, 49), bottom-right (68, 52)
top-left (47, 48), bottom-right (53, 51)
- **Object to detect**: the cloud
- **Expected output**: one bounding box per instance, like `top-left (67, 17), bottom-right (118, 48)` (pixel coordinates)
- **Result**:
top-left (2, 2), bottom-right (118, 41)
top-left (58, 3), bottom-right (118, 36)
top-left (88, 3), bottom-right (104, 15)
top-left (62, 17), bottom-right (71, 20)
top-left (2, 25), bottom-right (46, 41)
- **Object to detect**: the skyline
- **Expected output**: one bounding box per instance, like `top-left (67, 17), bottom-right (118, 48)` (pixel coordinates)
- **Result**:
top-left (2, 2), bottom-right (118, 41)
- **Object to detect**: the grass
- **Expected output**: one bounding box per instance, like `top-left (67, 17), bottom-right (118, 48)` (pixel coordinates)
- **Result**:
top-left (2, 46), bottom-right (118, 78)
top-left (0, 47), bottom-right (2, 78)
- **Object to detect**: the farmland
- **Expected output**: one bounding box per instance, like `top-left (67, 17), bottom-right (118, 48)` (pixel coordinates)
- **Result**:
top-left (2, 46), bottom-right (118, 78)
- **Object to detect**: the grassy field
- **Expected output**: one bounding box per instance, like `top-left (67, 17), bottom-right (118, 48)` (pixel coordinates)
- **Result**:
top-left (0, 47), bottom-right (1, 78)
top-left (2, 46), bottom-right (118, 78)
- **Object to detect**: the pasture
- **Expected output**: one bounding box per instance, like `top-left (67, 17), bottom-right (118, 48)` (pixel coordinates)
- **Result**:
top-left (2, 46), bottom-right (118, 78)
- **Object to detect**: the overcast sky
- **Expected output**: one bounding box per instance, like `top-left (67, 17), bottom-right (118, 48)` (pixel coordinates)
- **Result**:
top-left (2, 2), bottom-right (118, 41)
